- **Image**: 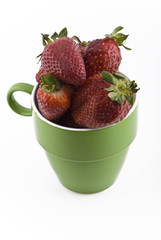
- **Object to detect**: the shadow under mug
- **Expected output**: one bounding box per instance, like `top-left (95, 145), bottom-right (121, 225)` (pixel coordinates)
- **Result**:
top-left (7, 82), bottom-right (138, 193)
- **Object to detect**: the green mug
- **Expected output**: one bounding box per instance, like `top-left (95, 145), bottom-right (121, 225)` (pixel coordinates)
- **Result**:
top-left (7, 82), bottom-right (138, 193)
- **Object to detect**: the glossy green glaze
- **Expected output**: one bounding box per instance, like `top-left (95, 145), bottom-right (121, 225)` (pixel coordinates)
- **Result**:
top-left (33, 107), bottom-right (137, 161)
top-left (7, 83), bottom-right (34, 116)
top-left (7, 83), bottom-right (138, 193)
top-left (45, 148), bottom-right (129, 193)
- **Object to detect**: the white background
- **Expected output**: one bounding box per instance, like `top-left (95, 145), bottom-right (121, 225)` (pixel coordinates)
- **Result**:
top-left (0, 0), bottom-right (161, 239)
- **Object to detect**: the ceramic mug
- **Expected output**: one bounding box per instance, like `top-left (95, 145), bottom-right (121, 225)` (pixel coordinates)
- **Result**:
top-left (7, 82), bottom-right (138, 193)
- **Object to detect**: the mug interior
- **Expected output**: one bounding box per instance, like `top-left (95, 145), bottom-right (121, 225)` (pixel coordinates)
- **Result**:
top-left (32, 83), bottom-right (139, 132)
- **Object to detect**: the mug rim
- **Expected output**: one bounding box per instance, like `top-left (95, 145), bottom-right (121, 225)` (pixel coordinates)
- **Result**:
top-left (32, 84), bottom-right (139, 132)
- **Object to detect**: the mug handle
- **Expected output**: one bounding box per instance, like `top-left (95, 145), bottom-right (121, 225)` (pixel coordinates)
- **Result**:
top-left (7, 82), bottom-right (34, 116)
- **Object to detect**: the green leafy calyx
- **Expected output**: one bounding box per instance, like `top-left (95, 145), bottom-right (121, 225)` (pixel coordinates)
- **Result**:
top-left (102, 71), bottom-right (140, 106)
top-left (105, 26), bottom-right (131, 50)
top-left (40, 73), bottom-right (62, 94)
top-left (36, 27), bottom-right (68, 62)
top-left (72, 35), bottom-right (89, 47)
top-left (42, 27), bottom-right (68, 46)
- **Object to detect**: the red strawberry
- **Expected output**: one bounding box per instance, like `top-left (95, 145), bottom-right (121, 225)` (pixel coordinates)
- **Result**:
top-left (83, 26), bottom-right (131, 78)
top-left (71, 71), bottom-right (139, 128)
top-left (71, 73), bottom-right (111, 112)
top-left (36, 73), bottom-right (72, 121)
top-left (35, 67), bottom-right (47, 83)
top-left (84, 38), bottom-right (121, 78)
top-left (41, 37), bottom-right (86, 86)
top-left (72, 90), bottom-right (131, 128)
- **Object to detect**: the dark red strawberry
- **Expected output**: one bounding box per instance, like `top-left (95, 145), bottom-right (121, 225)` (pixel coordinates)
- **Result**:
top-left (84, 38), bottom-right (121, 78)
top-left (71, 73), bottom-right (111, 112)
top-left (35, 67), bottom-right (47, 83)
top-left (72, 90), bottom-right (131, 128)
top-left (36, 73), bottom-right (72, 121)
top-left (41, 37), bottom-right (86, 86)
top-left (83, 26), bottom-right (131, 78)
top-left (71, 71), bottom-right (139, 128)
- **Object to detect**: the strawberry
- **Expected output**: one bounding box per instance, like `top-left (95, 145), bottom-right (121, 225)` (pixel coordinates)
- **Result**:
top-left (36, 73), bottom-right (72, 121)
top-left (72, 90), bottom-right (131, 128)
top-left (35, 67), bottom-right (47, 83)
top-left (71, 73), bottom-right (111, 112)
top-left (41, 37), bottom-right (86, 86)
top-left (83, 26), bottom-right (131, 78)
top-left (71, 72), bottom-right (139, 128)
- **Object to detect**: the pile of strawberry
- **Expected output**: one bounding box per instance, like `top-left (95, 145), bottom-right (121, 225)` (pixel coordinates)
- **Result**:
top-left (35, 27), bottom-right (139, 128)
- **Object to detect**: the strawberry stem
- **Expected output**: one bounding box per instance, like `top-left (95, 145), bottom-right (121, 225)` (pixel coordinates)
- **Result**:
top-left (105, 26), bottom-right (131, 50)
top-left (36, 27), bottom-right (68, 62)
top-left (41, 34), bottom-right (52, 46)
top-left (40, 73), bottom-right (62, 94)
top-left (102, 71), bottom-right (140, 106)
top-left (72, 35), bottom-right (89, 47)
top-left (51, 27), bottom-right (68, 41)
top-left (111, 26), bottom-right (123, 35)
